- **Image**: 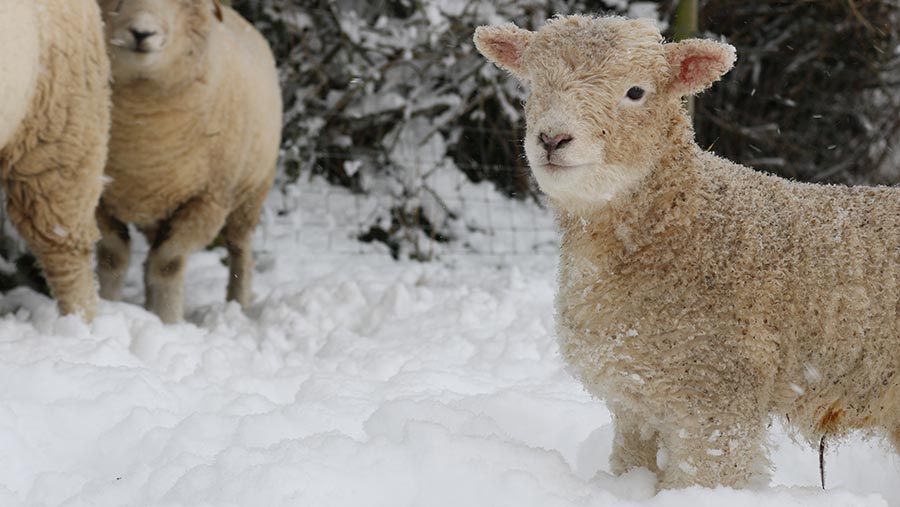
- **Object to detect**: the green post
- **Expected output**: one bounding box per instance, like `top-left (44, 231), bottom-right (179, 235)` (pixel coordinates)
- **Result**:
top-left (674, 0), bottom-right (699, 118)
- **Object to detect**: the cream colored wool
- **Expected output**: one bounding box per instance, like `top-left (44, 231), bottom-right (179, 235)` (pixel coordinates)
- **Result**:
top-left (96, 0), bottom-right (282, 324)
top-left (476, 15), bottom-right (900, 490)
top-left (0, 0), bottom-right (110, 320)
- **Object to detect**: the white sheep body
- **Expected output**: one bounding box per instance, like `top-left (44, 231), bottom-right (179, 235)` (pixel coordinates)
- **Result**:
top-left (475, 14), bottom-right (900, 489)
top-left (96, 1), bottom-right (282, 323)
top-left (0, 0), bottom-right (110, 319)
top-left (557, 145), bottom-right (900, 488)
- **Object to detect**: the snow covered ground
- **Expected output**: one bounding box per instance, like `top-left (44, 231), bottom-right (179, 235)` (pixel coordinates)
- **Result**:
top-left (0, 181), bottom-right (899, 506)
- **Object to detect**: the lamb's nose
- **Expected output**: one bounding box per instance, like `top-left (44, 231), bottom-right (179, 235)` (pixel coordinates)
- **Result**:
top-left (539, 133), bottom-right (573, 155)
top-left (130, 28), bottom-right (156, 45)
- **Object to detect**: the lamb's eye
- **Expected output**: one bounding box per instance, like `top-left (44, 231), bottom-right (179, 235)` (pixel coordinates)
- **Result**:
top-left (626, 86), bottom-right (645, 101)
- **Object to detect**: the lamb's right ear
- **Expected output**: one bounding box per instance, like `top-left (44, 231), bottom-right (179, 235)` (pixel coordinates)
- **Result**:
top-left (473, 24), bottom-right (534, 79)
top-left (664, 39), bottom-right (736, 97)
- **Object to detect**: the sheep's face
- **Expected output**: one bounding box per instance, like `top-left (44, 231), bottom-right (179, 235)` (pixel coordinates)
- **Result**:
top-left (98, 0), bottom-right (223, 85)
top-left (474, 16), bottom-right (735, 212)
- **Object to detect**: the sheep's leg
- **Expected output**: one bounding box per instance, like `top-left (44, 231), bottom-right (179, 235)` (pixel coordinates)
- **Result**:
top-left (656, 417), bottom-right (770, 489)
top-left (2, 172), bottom-right (102, 320)
top-left (144, 194), bottom-right (228, 323)
top-left (888, 425), bottom-right (900, 455)
top-left (223, 185), bottom-right (269, 307)
top-left (610, 409), bottom-right (660, 475)
top-left (32, 244), bottom-right (98, 319)
top-left (95, 203), bottom-right (131, 301)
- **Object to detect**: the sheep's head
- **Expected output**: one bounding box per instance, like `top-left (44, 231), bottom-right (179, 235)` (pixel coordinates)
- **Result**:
top-left (98, 0), bottom-right (224, 87)
top-left (474, 15), bottom-right (735, 211)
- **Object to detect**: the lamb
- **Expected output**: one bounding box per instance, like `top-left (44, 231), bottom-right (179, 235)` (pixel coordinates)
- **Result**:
top-left (475, 15), bottom-right (900, 490)
top-left (95, 0), bottom-right (282, 323)
top-left (0, 0), bottom-right (110, 320)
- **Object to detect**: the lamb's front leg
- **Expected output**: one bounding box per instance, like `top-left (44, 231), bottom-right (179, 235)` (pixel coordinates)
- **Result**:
top-left (657, 415), bottom-right (770, 490)
top-left (96, 203), bottom-right (131, 301)
top-left (144, 194), bottom-right (227, 323)
top-left (223, 183), bottom-right (270, 308)
top-left (654, 354), bottom-right (775, 489)
top-left (610, 409), bottom-right (660, 475)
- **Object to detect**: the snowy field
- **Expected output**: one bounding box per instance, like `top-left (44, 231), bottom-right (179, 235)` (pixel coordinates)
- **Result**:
top-left (0, 181), bottom-right (899, 506)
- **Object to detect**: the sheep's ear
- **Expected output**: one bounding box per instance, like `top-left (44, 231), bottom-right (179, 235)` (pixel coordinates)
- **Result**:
top-left (664, 39), bottom-right (736, 97)
top-left (211, 0), bottom-right (224, 22)
top-left (473, 24), bottom-right (534, 79)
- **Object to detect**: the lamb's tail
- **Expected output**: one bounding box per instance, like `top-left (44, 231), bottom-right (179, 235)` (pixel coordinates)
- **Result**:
top-left (0, 0), bottom-right (39, 149)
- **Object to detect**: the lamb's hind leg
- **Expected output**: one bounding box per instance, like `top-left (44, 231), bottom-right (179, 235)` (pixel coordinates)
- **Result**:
top-left (95, 203), bottom-right (131, 301)
top-left (223, 185), bottom-right (269, 308)
top-left (886, 419), bottom-right (900, 457)
top-left (610, 409), bottom-right (660, 475)
top-left (144, 194), bottom-right (228, 323)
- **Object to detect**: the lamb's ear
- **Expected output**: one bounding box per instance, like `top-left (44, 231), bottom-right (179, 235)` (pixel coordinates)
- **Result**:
top-left (664, 39), bottom-right (736, 97)
top-left (473, 23), bottom-right (534, 79)
top-left (211, 0), bottom-right (224, 22)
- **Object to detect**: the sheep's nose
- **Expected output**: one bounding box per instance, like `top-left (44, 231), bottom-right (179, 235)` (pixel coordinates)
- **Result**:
top-left (130, 28), bottom-right (156, 45)
top-left (539, 133), bottom-right (573, 155)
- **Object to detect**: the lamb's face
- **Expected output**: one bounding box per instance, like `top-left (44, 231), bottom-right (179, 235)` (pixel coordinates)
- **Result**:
top-left (98, 0), bottom-right (222, 85)
top-left (475, 16), bottom-right (736, 211)
top-left (521, 18), bottom-right (669, 208)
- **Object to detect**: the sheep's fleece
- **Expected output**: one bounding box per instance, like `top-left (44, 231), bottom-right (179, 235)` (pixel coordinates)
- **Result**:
top-left (476, 15), bottom-right (900, 490)
top-left (95, 0), bottom-right (282, 324)
top-left (0, 0), bottom-right (109, 319)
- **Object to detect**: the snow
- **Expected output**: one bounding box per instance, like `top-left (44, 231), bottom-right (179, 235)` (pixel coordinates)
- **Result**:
top-left (0, 181), bottom-right (899, 506)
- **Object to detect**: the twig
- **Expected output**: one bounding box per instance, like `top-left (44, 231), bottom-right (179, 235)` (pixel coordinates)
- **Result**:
top-left (819, 434), bottom-right (827, 490)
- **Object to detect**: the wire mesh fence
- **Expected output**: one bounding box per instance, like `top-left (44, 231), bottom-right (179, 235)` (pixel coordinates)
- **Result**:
top-left (260, 151), bottom-right (559, 260)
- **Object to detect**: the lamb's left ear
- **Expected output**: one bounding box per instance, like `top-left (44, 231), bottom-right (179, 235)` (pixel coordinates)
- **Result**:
top-left (665, 39), bottom-right (736, 97)
top-left (473, 24), bottom-right (534, 79)
top-left (212, 0), bottom-right (224, 22)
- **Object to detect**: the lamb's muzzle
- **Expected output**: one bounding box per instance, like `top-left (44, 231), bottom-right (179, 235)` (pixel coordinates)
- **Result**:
top-left (538, 132), bottom-right (573, 159)
top-left (128, 28), bottom-right (159, 52)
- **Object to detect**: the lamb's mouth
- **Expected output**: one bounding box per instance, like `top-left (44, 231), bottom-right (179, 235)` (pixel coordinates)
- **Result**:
top-left (539, 163), bottom-right (586, 172)
top-left (110, 41), bottom-right (159, 55)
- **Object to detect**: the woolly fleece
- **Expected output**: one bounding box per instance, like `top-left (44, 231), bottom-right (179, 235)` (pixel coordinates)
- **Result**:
top-left (96, 0), bottom-right (282, 324)
top-left (476, 14), bottom-right (900, 490)
top-left (0, 0), bottom-right (110, 320)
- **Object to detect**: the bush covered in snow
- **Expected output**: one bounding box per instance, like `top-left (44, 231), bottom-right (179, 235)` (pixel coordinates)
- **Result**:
top-left (230, 0), bottom-right (637, 258)
top-left (687, 0), bottom-right (900, 185)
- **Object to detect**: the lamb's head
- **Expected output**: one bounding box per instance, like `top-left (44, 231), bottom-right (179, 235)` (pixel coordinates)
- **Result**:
top-left (474, 15), bottom-right (735, 211)
top-left (98, 0), bottom-right (224, 87)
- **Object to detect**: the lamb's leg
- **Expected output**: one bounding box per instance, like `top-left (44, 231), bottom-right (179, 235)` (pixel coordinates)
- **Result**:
top-left (2, 172), bottom-right (101, 320)
top-left (95, 203), bottom-right (131, 301)
top-left (144, 194), bottom-right (227, 323)
top-left (610, 409), bottom-right (660, 475)
top-left (223, 185), bottom-right (269, 307)
top-left (887, 424), bottom-right (900, 456)
top-left (657, 416), bottom-right (770, 489)
top-left (33, 244), bottom-right (98, 319)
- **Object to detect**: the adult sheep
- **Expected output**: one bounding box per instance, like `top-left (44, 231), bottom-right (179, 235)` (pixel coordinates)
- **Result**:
top-left (96, 0), bottom-right (282, 323)
top-left (0, 0), bottom-right (109, 320)
top-left (476, 15), bottom-right (900, 490)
